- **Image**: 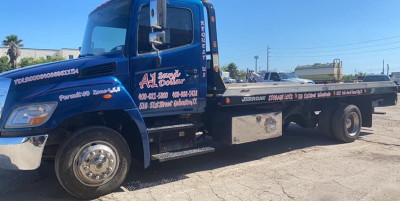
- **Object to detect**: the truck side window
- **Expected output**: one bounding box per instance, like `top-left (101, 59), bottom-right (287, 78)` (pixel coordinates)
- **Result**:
top-left (270, 73), bottom-right (279, 80)
top-left (264, 73), bottom-right (270, 80)
top-left (138, 6), bottom-right (193, 54)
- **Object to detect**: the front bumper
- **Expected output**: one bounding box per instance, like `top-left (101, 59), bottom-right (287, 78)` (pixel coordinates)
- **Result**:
top-left (0, 135), bottom-right (48, 170)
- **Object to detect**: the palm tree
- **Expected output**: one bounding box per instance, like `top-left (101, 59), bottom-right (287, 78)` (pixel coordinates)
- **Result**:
top-left (2, 35), bottom-right (24, 68)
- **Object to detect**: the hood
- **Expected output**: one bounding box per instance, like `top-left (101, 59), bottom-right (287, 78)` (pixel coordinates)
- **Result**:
top-left (1, 55), bottom-right (124, 89)
top-left (286, 78), bottom-right (314, 84)
top-left (296, 78), bottom-right (315, 84)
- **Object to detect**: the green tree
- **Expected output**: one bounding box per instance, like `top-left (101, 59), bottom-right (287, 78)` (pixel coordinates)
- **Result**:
top-left (342, 72), bottom-right (366, 82)
top-left (221, 62), bottom-right (239, 79)
top-left (0, 56), bottom-right (12, 73)
top-left (19, 56), bottom-right (65, 67)
top-left (19, 57), bottom-right (35, 67)
top-left (2, 35), bottom-right (24, 68)
top-left (237, 70), bottom-right (247, 81)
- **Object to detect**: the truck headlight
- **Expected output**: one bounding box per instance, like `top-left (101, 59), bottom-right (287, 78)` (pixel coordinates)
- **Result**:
top-left (5, 102), bottom-right (58, 128)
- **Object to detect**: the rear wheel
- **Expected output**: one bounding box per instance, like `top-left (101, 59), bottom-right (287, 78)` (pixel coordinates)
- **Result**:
top-left (318, 106), bottom-right (337, 139)
top-left (55, 126), bottom-right (131, 200)
top-left (332, 105), bottom-right (362, 143)
top-left (282, 122), bottom-right (291, 133)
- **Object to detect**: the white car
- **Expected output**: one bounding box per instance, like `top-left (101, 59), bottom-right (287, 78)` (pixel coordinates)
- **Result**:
top-left (279, 72), bottom-right (315, 84)
top-left (223, 77), bottom-right (236, 84)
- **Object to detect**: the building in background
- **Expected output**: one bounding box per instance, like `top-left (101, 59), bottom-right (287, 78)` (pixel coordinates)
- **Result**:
top-left (0, 47), bottom-right (80, 62)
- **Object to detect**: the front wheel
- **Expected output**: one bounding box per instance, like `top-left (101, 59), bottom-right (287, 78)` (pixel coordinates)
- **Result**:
top-left (332, 105), bottom-right (362, 143)
top-left (55, 126), bottom-right (131, 200)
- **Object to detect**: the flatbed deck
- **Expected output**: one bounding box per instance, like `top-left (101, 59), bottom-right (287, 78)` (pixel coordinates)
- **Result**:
top-left (219, 82), bottom-right (398, 106)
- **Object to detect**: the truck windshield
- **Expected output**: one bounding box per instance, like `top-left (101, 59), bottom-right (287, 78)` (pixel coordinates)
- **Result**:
top-left (80, 0), bottom-right (131, 57)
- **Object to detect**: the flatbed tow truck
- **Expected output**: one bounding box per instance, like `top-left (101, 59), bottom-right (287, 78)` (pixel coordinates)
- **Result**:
top-left (0, 0), bottom-right (397, 199)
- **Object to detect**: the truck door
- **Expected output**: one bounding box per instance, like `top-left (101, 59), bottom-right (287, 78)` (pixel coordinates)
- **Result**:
top-left (130, 1), bottom-right (203, 117)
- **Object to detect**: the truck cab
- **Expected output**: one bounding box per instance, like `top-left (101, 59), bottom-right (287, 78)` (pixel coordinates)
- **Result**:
top-left (0, 0), bottom-right (220, 198)
top-left (79, 0), bottom-right (208, 116)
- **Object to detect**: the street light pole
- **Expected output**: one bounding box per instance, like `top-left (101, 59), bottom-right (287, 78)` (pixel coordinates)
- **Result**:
top-left (254, 56), bottom-right (259, 72)
top-left (267, 46), bottom-right (270, 72)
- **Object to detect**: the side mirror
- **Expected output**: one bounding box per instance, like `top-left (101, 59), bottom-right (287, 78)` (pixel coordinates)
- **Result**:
top-left (150, 0), bottom-right (167, 30)
top-left (149, 0), bottom-right (167, 68)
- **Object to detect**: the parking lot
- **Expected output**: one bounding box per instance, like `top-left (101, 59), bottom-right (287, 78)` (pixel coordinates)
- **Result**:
top-left (1, 97), bottom-right (399, 201)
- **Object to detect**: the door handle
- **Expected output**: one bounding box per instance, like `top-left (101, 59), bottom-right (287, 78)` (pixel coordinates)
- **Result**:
top-left (185, 69), bottom-right (198, 75)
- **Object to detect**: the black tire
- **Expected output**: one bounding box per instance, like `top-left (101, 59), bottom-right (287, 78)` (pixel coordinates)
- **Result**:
top-left (282, 122), bottom-right (291, 133)
top-left (318, 106), bottom-right (336, 139)
top-left (332, 105), bottom-right (362, 143)
top-left (55, 126), bottom-right (131, 200)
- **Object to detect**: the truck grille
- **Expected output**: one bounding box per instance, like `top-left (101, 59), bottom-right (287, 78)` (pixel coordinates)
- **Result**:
top-left (0, 78), bottom-right (11, 119)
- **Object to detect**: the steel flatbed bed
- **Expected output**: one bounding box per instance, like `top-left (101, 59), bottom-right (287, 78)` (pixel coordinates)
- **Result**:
top-left (218, 82), bottom-right (398, 106)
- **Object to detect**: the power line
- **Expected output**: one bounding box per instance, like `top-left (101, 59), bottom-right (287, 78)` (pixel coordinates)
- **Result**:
top-left (223, 49), bottom-right (265, 60)
top-left (272, 41), bottom-right (400, 54)
top-left (273, 36), bottom-right (400, 50)
top-left (223, 50), bottom-right (400, 64)
top-left (271, 46), bottom-right (400, 58)
top-left (222, 36), bottom-right (400, 60)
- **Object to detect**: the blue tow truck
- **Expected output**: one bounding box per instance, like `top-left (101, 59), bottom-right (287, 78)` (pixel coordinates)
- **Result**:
top-left (0, 0), bottom-right (398, 199)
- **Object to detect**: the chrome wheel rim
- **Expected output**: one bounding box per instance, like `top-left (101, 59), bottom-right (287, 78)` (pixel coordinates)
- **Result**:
top-left (346, 112), bottom-right (360, 137)
top-left (73, 141), bottom-right (119, 187)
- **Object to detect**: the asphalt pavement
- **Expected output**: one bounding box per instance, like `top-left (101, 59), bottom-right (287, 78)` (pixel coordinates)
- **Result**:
top-left (1, 100), bottom-right (400, 201)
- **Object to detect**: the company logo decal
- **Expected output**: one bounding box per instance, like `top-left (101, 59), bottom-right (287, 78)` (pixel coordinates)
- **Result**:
top-left (137, 69), bottom-right (199, 111)
top-left (139, 70), bottom-right (185, 89)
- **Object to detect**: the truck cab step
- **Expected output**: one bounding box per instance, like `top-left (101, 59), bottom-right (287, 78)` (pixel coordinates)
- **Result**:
top-left (151, 147), bottom-right (215, 162)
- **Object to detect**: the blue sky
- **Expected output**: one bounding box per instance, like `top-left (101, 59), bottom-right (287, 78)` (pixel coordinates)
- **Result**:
top-left (1, 0), bottom-right (399, 74)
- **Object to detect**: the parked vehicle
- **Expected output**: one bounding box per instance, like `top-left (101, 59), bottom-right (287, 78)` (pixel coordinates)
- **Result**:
top-left (223, 77), bottom-right (236, 83)
top-left (279, 72), bottom-right (315, 84)
top-left (247, 71), bottom-right (314, 84)
top-left (260, 71), bottom-right (291, 83)
top-left (295, 59), bottom-right (343, 84)
top-left (0, 0), bottom-right (397, 199)
top-left (363, 74), bottom-right (391, 82)
top-left (390, 72), bottom-right (400, 85)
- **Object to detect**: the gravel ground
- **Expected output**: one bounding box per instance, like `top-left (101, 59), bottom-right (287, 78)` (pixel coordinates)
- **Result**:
top-left (1, 99), bottom-right (400, 201)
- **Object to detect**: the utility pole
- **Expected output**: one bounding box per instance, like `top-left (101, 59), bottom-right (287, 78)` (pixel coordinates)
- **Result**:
top-left (382, 60), bottom-right (385, 75)
top-left (254, 56), bottom-right (259, 72)
top-left (267, 46), bottom-right (270, 72)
